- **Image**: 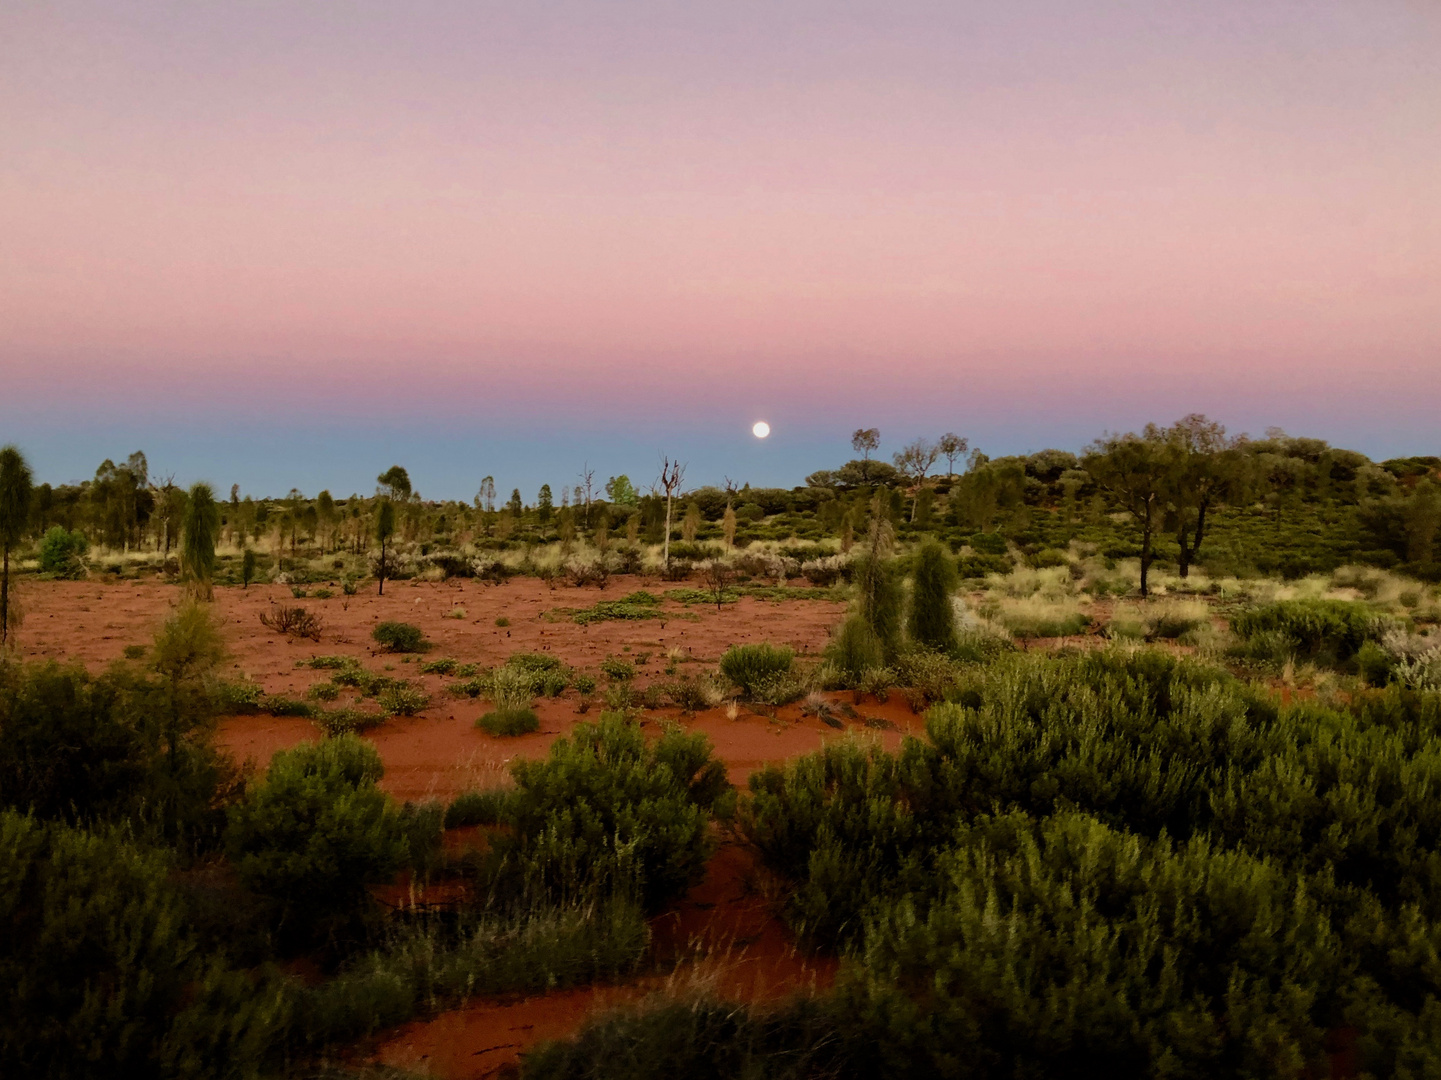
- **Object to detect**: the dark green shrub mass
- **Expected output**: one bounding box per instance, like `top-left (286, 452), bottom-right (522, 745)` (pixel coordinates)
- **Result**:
top-left (713, 651), bottom-right (1441, 1077)
top-left (478, 706), bottom-right (540, 735)
top-left (719, 642), bottom-right (795, 698)
top-left (0, 811), bottom-right (289, 1079)
top-left (906, 538), bottom-right (958, 653)
top-left (225, 735), bottom-right (413, 946)
top-left (37, 525), bottom-right (88, 576)
top-left (1231, 598), bottom-right (1389, 668)
top-left (371, 620), bottom-right (426, 652)
top-left (500, 713), bottom-right (732, 912)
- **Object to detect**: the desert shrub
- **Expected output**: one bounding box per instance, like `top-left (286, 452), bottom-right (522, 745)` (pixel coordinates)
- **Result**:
top-left (600, 655), bottom-right (636, 682)
top-left (854, 554), bottom-right (904, 661)
top-left (737, 650), bottom-right (1441, 1071)
top-left (719, 643), bottom-right (795, 699)
top-left (215, 679), bottom-right (266, 712)
top-left (988, 596), bottom-right (1091, 638)
top-left (968, 531), bottom-right (1009, 555)
top-left (444, 788), bottom-right (512, 828)
top-left (308, 682), bottom-right (341, 702)
top-left (259, 605), bottom-right (323, 641)
top-left (311, 587), bottom-right (333, 600)
top-left (500, 713), bottom-right (732, 912)
top-left (371, 621), bottom-right (426, 652)
top-left (0, 811), bottom-right (291, 1078)
top-left (225, 735), bottom-right (413, 946)
top-left (907, 539), bottom-right (958, 653)
top-left (1230, 598), bottom-right (1389, 669)
top-left (571, 592), bottom-right (664, 625)
top-left (826, 615), bottom-right (885, 685)
top-left (377, 680), bottom-right (429, 717)
top-left (957, 552), bottom-right (1013, 578)
top-left (663, 673), bottom-right (723, 712)
top-left (1106, 599), bottom-right (1211, 642)
top-left (312, 706), bottom-right (386, 736)
top-left (573, 673), bottom-right (598, 696)
top-left (241, 548), bottom-right (259, 587)
top-left (521, 995), bottom-right (848, 1080)
top-left (509, 651), bottom-right (566, 673)
top-left (0, 656), bottom-right (231, 842)
top-left (290, 585), bottom-right (307, 598)
top-left (419, 657), bottom-right (460, 675)
top-left (300, 900), bottom-right (649, 1047)
top-left (800, 553), bottom-right (851, 586)
top-left (37, 526), bottom-right (87, 576)
top-left (478, 707), bottom-right (540, 736)
top-left (258, 694), bottom-right (312, 717)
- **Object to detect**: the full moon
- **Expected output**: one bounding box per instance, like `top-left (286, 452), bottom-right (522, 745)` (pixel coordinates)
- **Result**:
top-left (752, 421), bottom-right (771, 439)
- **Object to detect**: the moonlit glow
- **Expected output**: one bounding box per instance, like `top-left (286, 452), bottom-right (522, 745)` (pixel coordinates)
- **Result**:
top-left (753, 421), bottom-right (771, 439)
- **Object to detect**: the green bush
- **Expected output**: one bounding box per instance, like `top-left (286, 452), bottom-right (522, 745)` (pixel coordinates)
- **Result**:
top-left (1230, 599), bottom-right (1388, 669)
top-left (0, 812), bottom-right (291, 1078)
top-left (478, 706), bottom-right (540, 736)
top-left (826, 615), bottom-right (885, 684)
top-left (444, 788), bottom-right (512, 828)
top-left (719, 643), bottom-right (795, 699)
top-left (37, 526), bottom-right (87, 576)
top-left (0, 658), bottom-right (230, 842)
top-left (907, 539), bottom-right (958, 653)
top-left (377, 679), bottom-right (429, 716)
top-left (600, 655), bottom-right (636, 682)
top-left (371, 621), bottom-right (426, 653)
top-left (225, 735), bottom-right (413, 945)
top-left (736, 650), bottom-right (1441, 1072)
top-left (501, 713), bottom-right (731, 912)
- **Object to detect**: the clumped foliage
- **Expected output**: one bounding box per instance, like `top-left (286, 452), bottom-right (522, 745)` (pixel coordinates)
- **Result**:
top-left (371, 620), bottom-right (425, 652)
top-left (906, 538), bottom-right (958, 653)
top-left (478, 706), bottom-right (541, 736)
top-left (225, 735), bottom-right (414, 947)
top-left (719, 642), bottom-right (798, 702)
top-left (38, 525), bottom-right (88, 576)
top-left (1230, 598), bottom-right (1389, 669)
top-left (728, 650), bottom-right (1441, 1075)
top-left (0, 811), bottom-right (290, 1079)
top-left (500, 713), bottom-right (732, 912)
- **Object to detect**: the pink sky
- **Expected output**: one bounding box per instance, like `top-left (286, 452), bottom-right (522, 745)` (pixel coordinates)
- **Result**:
top-left (1, 1), bottom-right (1438, 493)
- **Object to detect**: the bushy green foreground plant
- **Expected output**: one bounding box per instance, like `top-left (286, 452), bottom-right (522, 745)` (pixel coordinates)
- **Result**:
top-left (225, 735), bottom-right (413, 948)
top-left (1230, 598), bottom-right (1390, 669)
top-left (0, 811), bottom-right (290, 1079)
top-left (712, 650), bottom-right (1441, 1076)
top-left (371, 620), bottom-right (426, 652)
top-left (719, 642), bottom-right (796, 701)
top-left (499, 713), bottom-right (733, 912)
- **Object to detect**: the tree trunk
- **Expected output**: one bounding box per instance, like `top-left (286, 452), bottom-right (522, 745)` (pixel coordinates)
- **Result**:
top-left (378, 539), bottom-right (386, 595)
top-left (1193, 500), bottom-right (1210, 559)
top-left (1, 547), bottom-right (9, 646)
top-left (663, 494), bottom-right (673, 566)
top-left (1139, 503), bottom-right (1154, 598)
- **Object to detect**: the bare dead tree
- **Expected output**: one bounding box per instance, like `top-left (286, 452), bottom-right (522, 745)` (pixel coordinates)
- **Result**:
top-left (578, 463), bottom-right (596, 527)
top-left (657, 456), bottom-right (687, 567)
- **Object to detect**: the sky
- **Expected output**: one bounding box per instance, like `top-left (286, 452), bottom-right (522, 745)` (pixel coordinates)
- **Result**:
top-left (2, 0), bottom-right (1438, 500)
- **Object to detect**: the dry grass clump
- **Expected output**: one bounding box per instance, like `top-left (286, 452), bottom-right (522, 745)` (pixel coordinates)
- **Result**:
top-left (1105, 598), bottom-right (1214, 643)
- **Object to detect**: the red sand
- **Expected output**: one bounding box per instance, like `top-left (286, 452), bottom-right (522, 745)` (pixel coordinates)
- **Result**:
top-left (14, 575), bottom-right (909, 1075)
top-left (375, 844), bottom-right (837, 1079)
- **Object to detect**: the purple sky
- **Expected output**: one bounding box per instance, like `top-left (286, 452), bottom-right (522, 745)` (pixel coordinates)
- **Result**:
top-left (2, 1), bottom-right (1438, 499)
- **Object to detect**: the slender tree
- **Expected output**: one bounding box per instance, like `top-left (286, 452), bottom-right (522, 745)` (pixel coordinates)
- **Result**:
top-left (537, 484), bottom-right (554, 525)
top-left (657, 457), bottom-right (687, 567)
top-left (377, 466), bottom-right (412, 502)
top-left (180, 482), bottom-right (220, 600)
top-left (852, 428), bottom-right (880, 484)
top-left (0, 446), bottom-right (34, 647)
top-left (908, 539), bottom-right (958, 653)
top-left (937, 433), bottom-right (969, 479)
top-left (375, 498), bottom-right (396, 595)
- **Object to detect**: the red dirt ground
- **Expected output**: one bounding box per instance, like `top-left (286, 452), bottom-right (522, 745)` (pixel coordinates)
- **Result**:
top-left (13, 575), bottom-right (907, 1075)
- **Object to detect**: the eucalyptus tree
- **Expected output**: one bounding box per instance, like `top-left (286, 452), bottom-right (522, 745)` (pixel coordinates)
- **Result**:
top-left (1084, 430), bottom-right (1173, 597)
top-left (937, 432), bottom-right (969, 479)
top-left (0, 445), bottom-right (33, 646)
top-left (852, 428), bottom-right (880, 483)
